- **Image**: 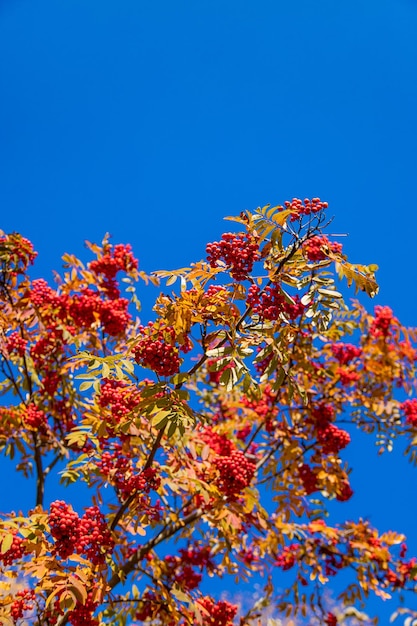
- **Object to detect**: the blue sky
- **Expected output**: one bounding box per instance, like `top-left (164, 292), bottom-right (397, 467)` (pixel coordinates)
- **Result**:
top-left (1, 0), bottom-right (417, 622)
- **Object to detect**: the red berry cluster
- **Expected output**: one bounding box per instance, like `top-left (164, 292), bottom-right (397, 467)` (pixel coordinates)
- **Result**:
top-left (205, 284), bottom-right (229, 299)
top-left (324, 613), bottom-right (338, 626)
top-left (30, 330), bottom-right (61, 362)
top-left (214, 449), bottom-right (256, 496)
top-left (178, 543), bottom-right (214, 573)
top-left (206, 232), bottom-right (259, 281)
top-left (97, 447), bottom-right (161, 500)
top-left (0, 233), bottom-right (37, 273)
top-left (321, 549), bottom-right (344, 577)
top-left (133, 324), bottom-right (180, 377)
top-left (369, 305), bottom-right (397, 338)
top-left (76, 506), bottom-right (115, 565)
top-left (401, 399), bottom-right (417, 427)
top-left (25, 403), bottom-right (48, 430)
top-left (303, 235), bottom-right (343, 262)
top-left (336, 479), bottom-right (354, 502)
top-left (67, 594), bottom-right (99, 626)
top-left (196, 596), bottom-right (237, 626)
top-left (331, 343), bottom-right (362, 365)
top-left (309, 403), bottom-right (350, 456)
top-left (336, 367), bottom-right (360, 386)
top-left (49, 501), bottom-right (82, 559)
top-left (99, 298), bottom-right (131, 335)
top-left (317, 423), bottom-right (351, 455)
top-left (69, 289), bottom-right (130, 336)
top-left (247, 283), bottom-right (304, 321)
top-left (310, 403), bottom-right (335, 429)
top-left (275, 544), bottom-right (299, 570)
top-left (10, 588), bottom-right (36, 621)
top-left (163, 554), bottom-right (203, 591)
top-left (242, 384), bottom-right (279, 432)
top-left (283, 197), bottom-right (328, 221)
top-left (0, 531), bottom-right (24, 565)
top-left (89, 243), bottom-right (138, 279)
top-left (299, 463), bottom-right (319, 495)
top-left (98, 378), bottom-right (141, 426)
top-left (200, 427), bottom-right (234, 456)
top-left (30, 279), bottom-right (59, 307)
top-left (48, 500), bottom-right (114, 563)
top-left (5, 331), bottom-right (27, 356)
top-left (236, 424), bottom-right (251, 440)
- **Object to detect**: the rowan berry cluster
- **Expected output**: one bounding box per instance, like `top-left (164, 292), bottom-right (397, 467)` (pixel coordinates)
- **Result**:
top-left (213, 448), bottom-right (256, 496)
top-left (10, 588), bottom-right (36, 621)
top-left (331, 343), bottom-right (362, 365)
top-left (303, 235), bottom-right (343, 262)
top-left (67, 594), bottom-right (99, 626)
top-left (97, 447), bottom-right (160, 501)
top-left (0, 531), bottom-right (24, 565)
top-left (309, 403), bottom-right (350, 456)
top-left (29, 279), bottom-right (131, 337)
top-left (5, 331), bottom-right (27, 356)
top-left (98, 378), bottom-right (141, 424)
top-left (321, 548), bottom-right (344, 576)
top-left (310, 403), bottom-right (335, 429)
top-left (76, 506), bottom-right (115, 565)
top-left (385, 557), bottom-right (417, 589)
top-left (275, 544), bottom-right (299, 570)
top-left (325, 613), bottom-right (338, 626)
top-left (89, 243), bottom-right (138, 279)
top-left (133, 323), bottom-right (181, 377)
top-left (178, 543), bottom-right (214, 572)
top-left (42, 372), bottom-right (61, 398)
top-left (242, 384), bottom-right (278, 425)
top-left (30, 330), bottom-right (62, 362)
top-left (163, 554), bottom-right (203, 591)
top-left (401, 399), bottom-right (417, 427)
top-left (0, 233), bottom-right (37, 273)
top-left (336, 367), bottom-right (361, 386)
top-left (247, 283), bottom-right (305, 321)
top-left (30, 278), bottom-right (61, 308)
top-left (317, 423), bottom-right (351, 455)
top-left (49, 500), bottom-right (82, 559)
top-left (336, 480), bottom-right (354, 502)
top-left (196, 596), bottom-right (237, 626)
top-left (299, 463), bottom-right (319, 495)
top-left (206, 232), bottom-right (259, 281)
top-left (369, 305), bottom-right (397, 338)
top-left (283, 197), bottom-right (328, 221)
top-left (48, 500), bottom-right (114, 563)
top-left (200, 427), bottom-right (234, 456)
top-left (25, 403), bottom-right (48, 430)
top-left (69, 289), bottom-right (130, 336)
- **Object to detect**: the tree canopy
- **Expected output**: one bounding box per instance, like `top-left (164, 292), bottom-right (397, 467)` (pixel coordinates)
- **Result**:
top-left (1, 199), bottom-right (417, 625)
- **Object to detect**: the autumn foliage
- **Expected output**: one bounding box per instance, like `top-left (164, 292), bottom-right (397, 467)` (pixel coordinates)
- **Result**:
top-left (0, 200), bottom-right (417, 625)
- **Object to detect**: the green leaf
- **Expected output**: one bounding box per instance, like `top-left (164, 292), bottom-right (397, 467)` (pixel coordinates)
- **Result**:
top-left (79, 380), bottom-right (94, 392)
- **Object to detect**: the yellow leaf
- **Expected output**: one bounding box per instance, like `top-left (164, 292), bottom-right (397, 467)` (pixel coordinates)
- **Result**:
top-left (0, 533), bottom-right (13, 554)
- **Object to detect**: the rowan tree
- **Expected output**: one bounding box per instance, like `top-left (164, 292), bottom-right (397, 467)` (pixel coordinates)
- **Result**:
top-left (0, 199), bottom-right (417, 625)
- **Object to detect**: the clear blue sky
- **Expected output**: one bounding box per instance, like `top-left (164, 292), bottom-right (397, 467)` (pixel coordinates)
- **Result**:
top-left (1, 1), bottom-right (417, 622)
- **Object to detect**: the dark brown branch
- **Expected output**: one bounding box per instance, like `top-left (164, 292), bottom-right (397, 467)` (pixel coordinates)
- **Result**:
top-left (33, 432), bottom-right (44, 507)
